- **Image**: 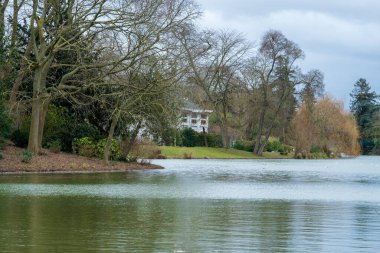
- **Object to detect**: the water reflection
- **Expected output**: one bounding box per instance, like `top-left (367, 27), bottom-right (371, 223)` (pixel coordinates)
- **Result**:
top-left (0, 158), bottom-right (380, 252)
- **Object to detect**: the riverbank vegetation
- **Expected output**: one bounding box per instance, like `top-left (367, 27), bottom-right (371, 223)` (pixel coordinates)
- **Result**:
top-left (0, 0), bottom-right (376, 170)
top-left (350, 79), bottom-right (380, 155)
top-left (292, 97), bottom-right (360, 158)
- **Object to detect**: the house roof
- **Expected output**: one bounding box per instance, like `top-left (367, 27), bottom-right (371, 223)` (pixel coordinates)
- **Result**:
top-left (182, 100), bottom-right (202, 110)
top-left (181, 99), bottom-right (212, 113)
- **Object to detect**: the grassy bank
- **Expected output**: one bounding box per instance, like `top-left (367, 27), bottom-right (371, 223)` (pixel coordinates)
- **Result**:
top-left (159, 146), bottom-right (293, 159)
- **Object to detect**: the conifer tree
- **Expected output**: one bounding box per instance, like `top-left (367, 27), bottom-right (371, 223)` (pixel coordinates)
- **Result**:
top-left (350, 78), bottom-right (379, 154)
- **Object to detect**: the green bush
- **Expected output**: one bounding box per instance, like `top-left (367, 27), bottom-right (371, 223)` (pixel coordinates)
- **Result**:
top-left (360, 138), bottom-right (375, 155)
top-left (308, 152), bottom-right (329, 159)
top-left (95, 138), bottom-right (122, 161)
top-left (180, 128), bottom-right (223, 148)
top-left (0, 151), bottom-right (3, 160)
top-left (19, 150), bottom-right (32, 163)
top-left (204, 133), bottom-right (223, 148)
top-left (310, 145), bottom-right (322, 153)
top-left (46, 140), bottom-right (62, 153)
top-left (265, 139), bottom-right (283, 152)
top-left (181, 128), bottom-right (199, 147)
top-left (374, 138), bottom-right (380, 154)
top-left (278, 147), bottom-right (288, 155)
top-left (43, 105), bottom-right (102, 152)
top-left (233, 140), bottom-right (255, 152)
top-left (56, 122), bottom-right (101, 152)
top-left (73, 137), bottom-right (96, 157)
top-left (233, 138), bottom-right (292, 154)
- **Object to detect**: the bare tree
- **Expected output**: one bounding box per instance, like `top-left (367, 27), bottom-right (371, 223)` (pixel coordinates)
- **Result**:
top-left (179, 29), bottom-right (250, 148)
top-left (243, 30), bottom-right (324, 155)
top-left (16, 0), bottom-right (199, 154)
top-left (300, 69), bottom-right (325, 110)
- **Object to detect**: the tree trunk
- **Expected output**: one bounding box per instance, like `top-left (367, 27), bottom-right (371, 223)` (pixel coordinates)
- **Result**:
top-left (10, 0), bottom-right (20, 49)
top-left (37, 97), bottom-right (51, 150)
top-left (27, 58), bottom-right (51, 154)
top-left (104, 110), bottom-right (121, 164)
top-left (257, 133), bottom-right (270, 156)
top-left (202, 126), bottom-right (208, 147)
top-left (0, 0), bottom-right (9, 80)
top-left (123, 122), bottom-right (141, 158)
top-left (220, 121), bottom-right (229, 149)
top-left (253, 108), bottom-right (266, 155)
top-left (245, 120), bottom-right (253, 140)
top-left (28, 96), bottom-right (41, 154)
top-left (257, 119), bottom-right (277, 156)
top-left (0, 0), bottom-right (9, 47)
top-left (28, 68), bottom-right (44, 154)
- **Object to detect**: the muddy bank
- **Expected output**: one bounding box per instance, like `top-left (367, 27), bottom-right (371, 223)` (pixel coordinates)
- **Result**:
top-left (0, 145), bottom-right (161, 174)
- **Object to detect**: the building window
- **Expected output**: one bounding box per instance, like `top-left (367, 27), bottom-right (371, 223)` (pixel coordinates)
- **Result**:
top-left (201, 114), bottom-right (207, 119)
top-left (191, 113), bottom-right (197, 119)
top-left (182, 118), bottom-right (188, 123)
top-left (201, 120), bottom-right (207, 125)
top-left (191, 119), bottom-right (197, 124)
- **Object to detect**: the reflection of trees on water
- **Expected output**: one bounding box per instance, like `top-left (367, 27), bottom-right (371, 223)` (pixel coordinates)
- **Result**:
top-left (1, 183), bottom-right (380, 251)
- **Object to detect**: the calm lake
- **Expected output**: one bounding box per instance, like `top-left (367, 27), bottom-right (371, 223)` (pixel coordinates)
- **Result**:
top-left (1, 157), bottom-right (380, 252)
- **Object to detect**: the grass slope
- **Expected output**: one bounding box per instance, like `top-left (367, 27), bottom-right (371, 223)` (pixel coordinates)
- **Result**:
top-left (159, 146), bottom-right (292, 159)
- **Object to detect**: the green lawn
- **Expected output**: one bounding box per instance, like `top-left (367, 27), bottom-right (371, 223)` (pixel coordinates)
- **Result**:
top-left (158, 146), bottom-right (293, 159)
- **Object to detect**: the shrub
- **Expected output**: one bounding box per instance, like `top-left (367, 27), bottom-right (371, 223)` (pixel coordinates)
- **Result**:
top-left (19, 150), bottom-right (32, 163)
top-left (43, 105), bottom-right (102, 152)
top-left (0, 151), bottom-right (3, 160)
top-left (47, 140), bottom-right (62, 153)
top-left (178, 128), bottom-right (223, 148)
top-left (11, 129), bottom-right (29, 148)
top-left (233, 140), bottom-right (255, 152)
top-left (278, 147), bottom-right (288, 155)
top-left (181, 128), bottom-right (199, 147)
top-left (265, 139), bottom-right (283, 152)
top-left (310, 145), bottom-right (322, 153)
top-left (95, 138), bottom-right (122, 161)
top-left (205, 133), bottom-right (223, 148)
top-left (308, 152), bottom-right (329, 159)
top-left (129, 144), bottom-right (166, 160)
top-left (73, 137), bottom-right (96, 157)
top-left (183, 152), bottom-right (192, 159)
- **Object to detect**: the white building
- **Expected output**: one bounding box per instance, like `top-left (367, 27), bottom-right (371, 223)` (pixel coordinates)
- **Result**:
top-left (180, 100), bottom-right (212, 133)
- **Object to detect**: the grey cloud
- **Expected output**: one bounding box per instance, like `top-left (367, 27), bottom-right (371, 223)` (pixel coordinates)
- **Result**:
top-left (197, 0), bottom-right (380, 23)
top-left (195, 0), bottom-right (380, 104)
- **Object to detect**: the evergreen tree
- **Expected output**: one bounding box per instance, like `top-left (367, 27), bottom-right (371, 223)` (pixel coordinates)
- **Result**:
top-left (350, 78), bottom-right (379, 154)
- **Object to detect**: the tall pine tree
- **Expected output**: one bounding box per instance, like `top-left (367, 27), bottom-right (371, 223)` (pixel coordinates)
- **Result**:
top-left (350, 78), bottom-right (379, 154)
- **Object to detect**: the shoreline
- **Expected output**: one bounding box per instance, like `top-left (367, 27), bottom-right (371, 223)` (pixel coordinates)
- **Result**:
top-left (0, 145), bottom-right (161, 175)
top-left (0, 167), bottom-right (162, 175)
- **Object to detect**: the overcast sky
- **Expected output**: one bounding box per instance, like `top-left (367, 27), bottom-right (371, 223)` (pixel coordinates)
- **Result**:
top-left (195, 0), bottom-right (380, 107)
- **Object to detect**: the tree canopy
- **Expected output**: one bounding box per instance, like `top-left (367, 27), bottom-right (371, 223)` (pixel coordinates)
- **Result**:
top-left (350, 78), bottom-right (379, 154)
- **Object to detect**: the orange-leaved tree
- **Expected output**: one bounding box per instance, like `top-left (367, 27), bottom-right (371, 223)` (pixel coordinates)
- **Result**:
top-left (292, 97), bottom-right (360, 157)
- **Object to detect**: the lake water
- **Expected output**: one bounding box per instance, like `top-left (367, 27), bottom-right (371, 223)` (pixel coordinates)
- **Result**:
top-left (1, 157), bottom-right (380, 252)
